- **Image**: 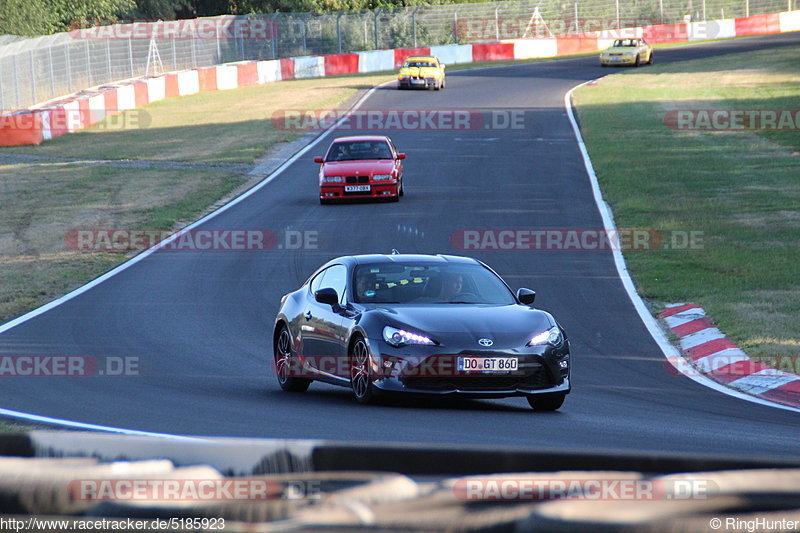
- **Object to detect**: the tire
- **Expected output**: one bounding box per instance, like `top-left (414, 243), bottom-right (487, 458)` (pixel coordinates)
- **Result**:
top-left (350, 337), bottom-right (377, 404)
top-left (274, 325), bottom-right (311, 392)
top-left (399, 179), bottom-right (404, 197)
top-left (526, 392), bottom-right (565, 411)
top-left (647, 52), bottom-right (654, 65)
top-left (634, 55), bottom-right (640, 67)
top-left (320, 198), bottom-right (331, 205)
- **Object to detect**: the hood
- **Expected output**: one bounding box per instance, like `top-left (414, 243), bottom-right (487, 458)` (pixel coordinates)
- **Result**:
top-left (322, 159), bottom-right (394, 176)
top-left (399, 66), bottom-right (439, 77)
top-left (604, 46), bottom-right (638, 54)
top-left (366, 304), bottom-right (555, 349)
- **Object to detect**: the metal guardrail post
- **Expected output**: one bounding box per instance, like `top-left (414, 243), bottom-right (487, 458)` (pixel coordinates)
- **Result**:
top-left (12, 55), bottom-right (19, 110)
top-left (337, 12), bottom-right (343, 53)
top-left (0, 62), bottom-right (4, 111)
top-left (374, 9), bottom-right (381, 50)
top-left (216, 18), bottom-right (222, 63)
top-left (128, 34), bottom-right (134, 77)
top-left (106, 38), bottom-right (112, 82)
top-left (412, 7), bottom-right (419, 48)
top-left (301, 14), bottom-right (308, 54)
top-left (29, 51), bottom-right (36, 104)
top-left (65, 44), bottom-right (72, 94)
top-left (85, 40), bottom-right (92, 88)
top-left (48, 47), bottom-right (56, 98)
top-left (454, 9), bottom-right (459, 44)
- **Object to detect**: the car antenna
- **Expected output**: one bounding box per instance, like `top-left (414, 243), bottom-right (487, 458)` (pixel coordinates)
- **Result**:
top-left (391, 249), bottom-right (400, 255)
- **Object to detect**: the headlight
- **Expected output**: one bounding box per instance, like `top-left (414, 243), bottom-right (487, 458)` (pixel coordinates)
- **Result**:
top-left (323, 176), bottom-right (343, 183)
top-left (383, 326), bottom-right (435, 347)
top-left (373, 174), bottom-right (393, 181)
top-left (528, 326), bottom-right (563, 346)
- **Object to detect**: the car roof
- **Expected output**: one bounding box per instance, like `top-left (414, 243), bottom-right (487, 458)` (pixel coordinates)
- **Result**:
top-left (330, 135), bottom-right (391, 142)
top-left (340, 254), bottom-right (479, 266)
top-left (405, 56), bottom-right (438, 62)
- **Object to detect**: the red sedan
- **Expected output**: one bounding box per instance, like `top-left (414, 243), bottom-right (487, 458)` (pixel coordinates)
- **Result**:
top-left (315, 135), bottom-right (405, 204)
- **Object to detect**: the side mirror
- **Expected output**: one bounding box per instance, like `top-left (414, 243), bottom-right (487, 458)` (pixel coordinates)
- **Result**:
top-left (313, 156), bottom-right (324, 163)
top-left (517, 288), bottom-right (536, 305)
top-left (396, 153), bottom-right (406, 160)
top-left (441, 64), bottom-right (446, 69)
top-left (315, 287), bottom-right (339, 306)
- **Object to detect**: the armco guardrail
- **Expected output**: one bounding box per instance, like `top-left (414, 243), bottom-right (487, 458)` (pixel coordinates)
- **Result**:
top-left (1, 0), bottom-right (795, 112)
top-left (1, 9), bottom-right (799, 147)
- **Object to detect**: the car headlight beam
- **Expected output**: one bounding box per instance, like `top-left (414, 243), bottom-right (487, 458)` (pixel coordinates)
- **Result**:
top-left (528, 326), bottom-right (563, 346)
top-left (383, 326), bottom-right (435, 347)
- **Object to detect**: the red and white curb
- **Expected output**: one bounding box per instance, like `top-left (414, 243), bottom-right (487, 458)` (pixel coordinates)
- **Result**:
top-left (660, 303), bottom-right (800, 408)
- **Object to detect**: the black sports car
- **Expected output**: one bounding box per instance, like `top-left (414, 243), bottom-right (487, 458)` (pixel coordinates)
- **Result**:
top-left (272, 253), bottom-right (571, 410)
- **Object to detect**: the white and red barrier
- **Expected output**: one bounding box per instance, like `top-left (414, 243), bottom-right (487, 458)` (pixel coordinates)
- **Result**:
top-left (1, 9), bottom-right (799, 146)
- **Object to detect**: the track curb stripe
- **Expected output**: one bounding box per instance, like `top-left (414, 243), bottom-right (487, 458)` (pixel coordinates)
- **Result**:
top-left (659, 304), bottom-right (800, 408)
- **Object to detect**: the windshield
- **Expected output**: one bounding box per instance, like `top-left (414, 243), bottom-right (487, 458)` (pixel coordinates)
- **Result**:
top-left (353, 262), bottom-right (516, 304)
top-left (325, 140), bottom-right (393, 161)
top-left (405, 61), bottom-right (435, 68)
top-left (613, 39), bottom-right (639, 47)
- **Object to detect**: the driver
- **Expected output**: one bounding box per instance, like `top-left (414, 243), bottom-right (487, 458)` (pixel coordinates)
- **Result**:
top-left (441, 273), bottom-right (464, 301)
top-left (356, 273), bottom-right (378, 300)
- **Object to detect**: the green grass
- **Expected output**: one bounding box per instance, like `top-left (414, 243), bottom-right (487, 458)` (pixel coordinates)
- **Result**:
top-left (574, 44), bottom-right (800, 360)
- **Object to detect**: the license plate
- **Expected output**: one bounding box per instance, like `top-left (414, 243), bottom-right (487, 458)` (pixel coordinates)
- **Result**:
top-left (457, 356), bottom-right (518, 372)
top-left (345, 185), bottom-right (370, 192)
top-left (411, 79), bottom-right (424, 84)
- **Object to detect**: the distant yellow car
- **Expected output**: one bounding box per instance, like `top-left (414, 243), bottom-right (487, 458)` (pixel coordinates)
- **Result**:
top-left (397, 56), bottom-right (446, 90)
top-left (599, 38), bottom-right (653, 67)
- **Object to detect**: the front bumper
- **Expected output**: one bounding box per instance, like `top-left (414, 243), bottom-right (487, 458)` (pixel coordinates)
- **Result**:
top-left (320, 183), bottom-right (399, 201)
top-left (364, 338), bottom-right (571, 398)
top-left (600, 56), bottom-right (637, 66)
top-left (398, 77), bottom-right (440, 89)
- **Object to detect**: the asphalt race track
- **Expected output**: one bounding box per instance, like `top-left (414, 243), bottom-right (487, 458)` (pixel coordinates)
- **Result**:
top-left (1, 33), bottom-right (798, 456)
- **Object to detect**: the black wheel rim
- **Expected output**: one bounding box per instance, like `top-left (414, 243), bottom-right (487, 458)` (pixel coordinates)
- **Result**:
top-left (351, 340), bottom-right (370, 398)
top-left (276, 329), bottom-right (292, 384)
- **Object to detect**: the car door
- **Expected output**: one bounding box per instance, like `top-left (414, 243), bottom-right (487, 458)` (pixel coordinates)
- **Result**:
top-left (300, 264), bottom-right (348, 377)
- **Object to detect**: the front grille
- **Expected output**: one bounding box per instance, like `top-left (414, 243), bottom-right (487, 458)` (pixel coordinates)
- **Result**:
top-left (345, 175), bottom-right (369, 184)
top-left (403, 369), bottom-right (555, 391)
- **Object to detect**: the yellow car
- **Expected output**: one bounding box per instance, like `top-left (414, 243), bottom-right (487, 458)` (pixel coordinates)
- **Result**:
top-left (397, 56), bottom-right (446, 90)
top-left (599, 38), bottom-right (653, 67)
